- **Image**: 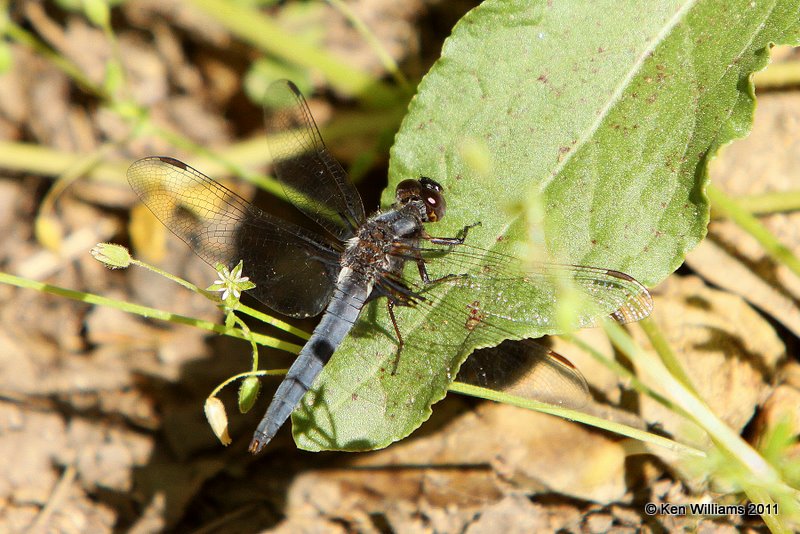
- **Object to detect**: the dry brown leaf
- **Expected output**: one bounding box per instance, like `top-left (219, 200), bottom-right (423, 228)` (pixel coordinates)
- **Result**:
top-left (279, 466), bottom-right (498, 534)
top-left (134, 458), bottom-right (227, 528)
top-left (688, 91), bottom-right (800, 337)
top-left (320, 0), bottom-right (425, 77)
top-left (346, 401), bottom-right (630, 505)
top-left (753, 362), bottom-right (800, 459)
top-left (123, 0), bottom-right (231, 49)
top-left (686, 238), bottom-right (800, 337)
top-left (631, 276), bottom-right (784, 445)
top-left (463, 495), bottom-right (583, 534)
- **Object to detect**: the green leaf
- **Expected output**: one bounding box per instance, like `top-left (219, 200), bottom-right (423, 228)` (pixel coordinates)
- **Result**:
top-left (293, 0), bottom-right (800, 451)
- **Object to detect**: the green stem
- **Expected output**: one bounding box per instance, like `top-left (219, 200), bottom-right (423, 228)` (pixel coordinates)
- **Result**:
top-left (129, 257), bottom-right (211, 296)
top-left (711, 190), bottom-right (800, 217)
top-left (229, 313), bottom-right (261, 370)
top-left (563, 332), bottom-right (686, 416)
top-left (449, 381), bottom-right (705, 458)
top-left (0, 100), bottom-right (407, 184)
top-left (707, 183), bottom-right (800, 279)
top-left (129, 258), bottom-right (308, 340)
top-left (743, 485), bottom-right (787, 534)
top-left (209, 368), bottom-right (287, 398)
top-left (0, 141), bottom-right (126, 180)
top-left (0, 271), bottom-right (302, 353)
top-left (237, 303), bottom-right (310, 341)
top-left (0, 99), bottom-right (407, 176)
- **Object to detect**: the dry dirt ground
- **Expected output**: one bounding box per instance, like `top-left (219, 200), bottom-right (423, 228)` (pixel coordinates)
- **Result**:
top-left (0, 2), bottom-right (798, 532)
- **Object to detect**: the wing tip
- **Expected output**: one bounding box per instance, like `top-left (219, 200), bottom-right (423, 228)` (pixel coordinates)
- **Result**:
top-left (604, 269), bottom-right (654, 323)
top-left (128, 155), bottom-right (188, 173)
top-left (154, 156), bottom-right (188, 170)
top-left (285, 79), bottom-right (302, 96)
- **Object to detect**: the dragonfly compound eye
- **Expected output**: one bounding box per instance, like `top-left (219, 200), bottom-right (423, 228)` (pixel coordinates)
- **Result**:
top-left (395, 179), bottom-right (423, 204)
top-left (420, 178), bottom-right (446, 222)
top-left (395, 178), bottom-right (446, 222)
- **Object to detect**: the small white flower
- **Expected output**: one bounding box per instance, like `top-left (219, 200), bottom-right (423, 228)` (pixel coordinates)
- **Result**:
top-left (207, 260), bottom-right (255, 307)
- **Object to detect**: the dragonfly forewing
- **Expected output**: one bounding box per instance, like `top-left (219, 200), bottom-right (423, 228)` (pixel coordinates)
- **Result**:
top-left (127, 156), bottom-right (342, 318)
top-left (264, 80), bottom-right (366, 241)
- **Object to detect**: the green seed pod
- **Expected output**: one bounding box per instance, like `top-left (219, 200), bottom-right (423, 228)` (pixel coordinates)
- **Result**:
top-left (238, 376), bottom-right (261, 414)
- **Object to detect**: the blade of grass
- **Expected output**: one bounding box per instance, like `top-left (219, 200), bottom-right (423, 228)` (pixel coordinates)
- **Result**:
top-left (708, 183), bottom-right (800, 279)
top-left (603, 320), bottom-right (800, 526)
top-left (0, 102), bottom-right (406, 183)
top-left (711, 190), bottom-right (800, 218)
top-left (187, 0), bottom-right (401, 106)
top-left (563, 332), bottom-right (688, 417)
top-left (754, 59), bottom-right (800, 89)
top-left (326, 0), bottom-right (410, 90)
top-left (604, 320), bottom-right (776, 478)
top-left (637, 317), bottom-right (699, 397)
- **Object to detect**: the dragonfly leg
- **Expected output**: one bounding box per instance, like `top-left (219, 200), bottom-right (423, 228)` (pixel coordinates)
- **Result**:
top-left (387, 299), bottom-right (404, 375)
top-left (411, 247), bottom-right (472, 288)
top-left (416, 256), bottom-right (432, 284)
top-left (414, 252), bottom-right (466, 285)
top-left (424, 221), bottom-right (481, 245)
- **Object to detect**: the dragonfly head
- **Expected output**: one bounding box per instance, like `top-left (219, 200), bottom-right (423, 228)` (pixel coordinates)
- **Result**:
top-left (395, 176), bottom-right (446, 223)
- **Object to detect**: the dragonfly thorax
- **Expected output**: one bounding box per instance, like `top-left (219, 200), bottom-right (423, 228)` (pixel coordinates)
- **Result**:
top-left (340, 205), bottom-right (422, 286)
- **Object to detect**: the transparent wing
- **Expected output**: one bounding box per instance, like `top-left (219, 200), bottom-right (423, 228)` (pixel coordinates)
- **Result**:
top-left (456, 338), bottom-right (590, 409)
top-left (372, 242), bottom-right (652, 407)
top-left (413, 243), bottom-right (653, 330)
top-left (263, 80), bottom-right (366, 240)
top-left (127, 156), bottom-right (342, 318)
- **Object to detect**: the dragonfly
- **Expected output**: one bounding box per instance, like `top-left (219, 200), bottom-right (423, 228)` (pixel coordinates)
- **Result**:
top-left (127, 80), bottom-right (653, 453)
